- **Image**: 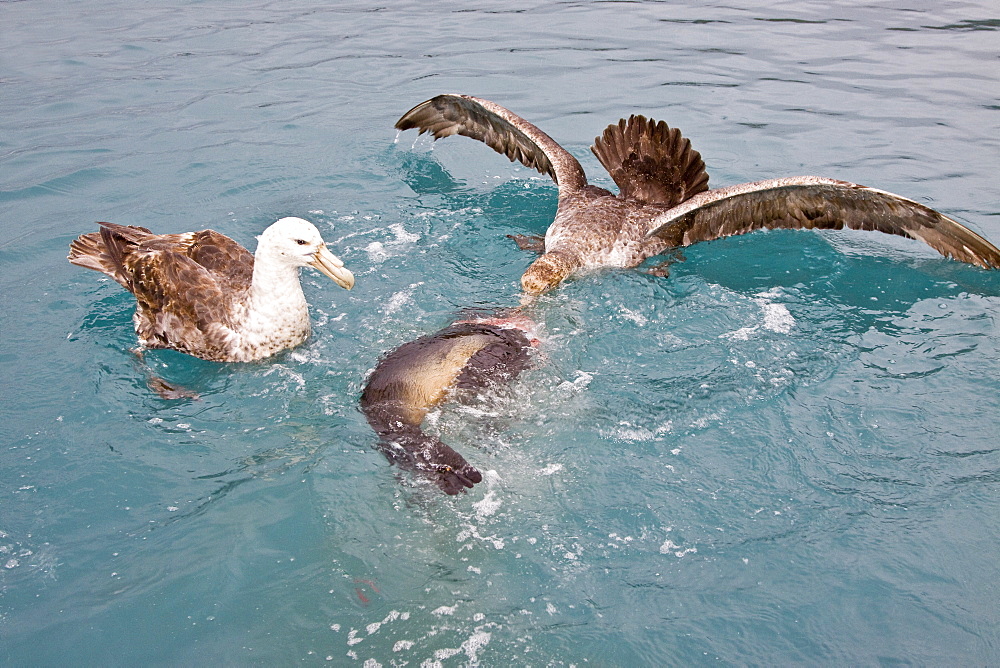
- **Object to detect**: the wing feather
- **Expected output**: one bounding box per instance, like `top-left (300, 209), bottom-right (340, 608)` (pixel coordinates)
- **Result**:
top-left (591, 115), bottom-right (709, 206)
top-left (70, 222), bottom-right (256, 356)
top-left (182, 229), bottom-right (254, 292)
top-left (395, 94), bottom-right (588, 194)
top-left (646, 177), bottom-right (1000, 269)
top-left (126, 249), bottom-right (238, 354)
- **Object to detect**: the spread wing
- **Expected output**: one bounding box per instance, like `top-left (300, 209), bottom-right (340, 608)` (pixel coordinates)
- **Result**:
top-left (395, 94), bottom-right (588, 195)
top-left (591, 115), bottom-right (710, 207)
top-left (646, 176), bottom-right (1000, 269)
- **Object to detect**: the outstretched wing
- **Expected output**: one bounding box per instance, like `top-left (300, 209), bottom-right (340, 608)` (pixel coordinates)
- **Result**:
top-left (591, 115), bottom-right (709, 207)
top-left (646, 176), bottom-right (1000, 269)
top-left (395, 94), bottom-right (588, 195)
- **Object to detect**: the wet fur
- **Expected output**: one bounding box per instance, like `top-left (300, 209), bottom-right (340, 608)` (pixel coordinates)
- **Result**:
top-left (360, 322), bottom-right (533, 494)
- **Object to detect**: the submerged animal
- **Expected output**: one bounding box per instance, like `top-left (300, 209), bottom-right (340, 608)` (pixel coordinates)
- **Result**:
top-left (360, 317), bottom-right (536, 494)
top-left (69, 216), bottom-right (355, 362)
top-left (396, 94), bottom-right (1000, 295)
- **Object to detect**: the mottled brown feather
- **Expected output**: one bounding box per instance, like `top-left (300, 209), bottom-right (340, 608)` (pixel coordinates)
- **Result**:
top-left (396, 95), bottom-right (1000, 291)
top-left (591, 115), bottom-right (710, 206)
top-left (647, 178), bottom-right (1000, 269)
top-left (127, 250), bottom-right (235, 354)
top-left (395, 94), bottom-right (588, 193)
top-left (69, 222), bottom-right (257, 358)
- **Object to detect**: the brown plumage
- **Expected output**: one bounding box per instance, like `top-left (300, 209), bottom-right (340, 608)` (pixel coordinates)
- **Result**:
top-left (69, 217), bottom-right (354, 362)
top-left (396, 94), bottom-right (1000, 295)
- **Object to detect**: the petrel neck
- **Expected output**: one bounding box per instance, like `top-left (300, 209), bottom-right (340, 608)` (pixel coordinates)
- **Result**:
top-left (244, 254), bottom-right (310, 330)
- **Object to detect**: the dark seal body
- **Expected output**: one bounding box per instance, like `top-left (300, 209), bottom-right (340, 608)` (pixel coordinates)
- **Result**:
top-left (361, 321), bottom-right (534, 494)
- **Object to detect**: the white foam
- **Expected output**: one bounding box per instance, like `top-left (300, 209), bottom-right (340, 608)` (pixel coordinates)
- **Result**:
top-left (659, 538), bottom-right (698, 558)
top-left (434, 647), bottom-right (461, 660)
top-left (389, 222), bottom-right (420, 244)
top-left (365, 241), bottom-right (388, 264)
top-left (720, 288), bottom-right (795, 340)
top-left (431, 629), bottom-right (492, 665)
top-left (456, 524), bottom-right (505, 550)
top-left (723, 326), bottom-right (757, 341)
top-left (760, 300), bottom-right (794, 334)
top-left (473, 490), bottom-right (502, 519)
top-left (381, 283), bottom-right (424, 316)
top-left (618, 306), bottom-right (649, 326)
top-left (482, 469), bottom-right (503, 487)
top-left (366, 610), bottom-right (401, 635)
top-left (557, 370), bottom-right (593, 395)
top-left (600, 420), bottom-right (673, 442)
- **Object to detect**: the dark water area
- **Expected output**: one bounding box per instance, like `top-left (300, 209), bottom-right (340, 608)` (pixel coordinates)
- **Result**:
top-left (2, 1), bottom-right (999, 664)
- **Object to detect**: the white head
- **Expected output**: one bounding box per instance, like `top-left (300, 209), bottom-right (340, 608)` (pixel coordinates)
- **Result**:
top-left (256, 217), bottom-right (355, 289)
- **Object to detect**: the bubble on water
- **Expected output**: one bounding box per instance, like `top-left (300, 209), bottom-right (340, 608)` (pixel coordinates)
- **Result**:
top-left (365, 241), bottom-right (388, 264)
top-left (721, 289), bottom-right (795, 340)
top-left (473, 490), bottom-right (502, 519)
top-left (380, 283), bottom-right (424, 316)
top-left (366, 610), bottom-right (401, 635)
top-left (388, 223), bottom-right (420, 244)
top-left (660, 538), bottom-right (698, 558)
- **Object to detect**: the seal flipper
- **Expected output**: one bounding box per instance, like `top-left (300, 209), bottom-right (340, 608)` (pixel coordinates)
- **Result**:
top-left (376, 428), bottom-right (482, 494)
top-left (358, 397), bottom-right (480, 494)
top-left (591, 115), bottom-right (710, 208)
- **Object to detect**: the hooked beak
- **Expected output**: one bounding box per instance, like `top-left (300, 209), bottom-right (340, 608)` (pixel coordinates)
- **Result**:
top-left (310, 245), bottom-right (355, 290)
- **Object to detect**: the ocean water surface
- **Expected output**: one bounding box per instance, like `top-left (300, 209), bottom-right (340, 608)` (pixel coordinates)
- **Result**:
top-left (2, 1), bottom-right (999, 664)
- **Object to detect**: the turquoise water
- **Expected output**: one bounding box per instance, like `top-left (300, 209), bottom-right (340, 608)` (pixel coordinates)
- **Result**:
top-left (3, 0), bottom-right (1000, 664)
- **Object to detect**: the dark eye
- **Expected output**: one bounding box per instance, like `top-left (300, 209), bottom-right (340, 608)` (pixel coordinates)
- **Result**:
top-left (295, 239), bottom-right (308, 246)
